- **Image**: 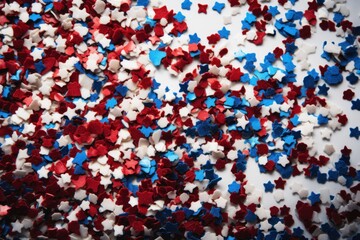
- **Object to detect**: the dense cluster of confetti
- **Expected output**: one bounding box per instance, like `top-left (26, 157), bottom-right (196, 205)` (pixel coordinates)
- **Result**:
top-left (0, 0), bottom-right (359, 239)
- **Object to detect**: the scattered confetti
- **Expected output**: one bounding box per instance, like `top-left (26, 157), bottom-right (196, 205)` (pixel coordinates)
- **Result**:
top-left (0, 0), bottom-right (359, 239)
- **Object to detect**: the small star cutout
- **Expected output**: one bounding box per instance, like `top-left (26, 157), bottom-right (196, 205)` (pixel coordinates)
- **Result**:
top-left (212, 2), bottom-right (225, 13)
top-left (308, 192), bottom-right (321, 205)
top-left (198, 4), bottom-right (208, 14)
top-left (218, 27), bottom-right (230, 39)
top-left (351, 99), bottom-right (360, 111)
top-left (263, 181), bottom-right (275, 192)
top-left (318, 84), bottom-right (329, 96)
top-left (350, 127), bottom-right (360, 139)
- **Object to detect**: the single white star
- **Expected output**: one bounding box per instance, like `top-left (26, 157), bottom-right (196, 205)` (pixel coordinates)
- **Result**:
top-left (31, 48), bottom-right (44, 61)
top-left (37, 166), bottom-right (49, 179)
top-left (102, 218), bottom-right (115, 231)
top-left (260, 220), bottom-right (272, 232)
top-left (11, 220), bottom-right (23, 233)
top-left (214, 197), bottom-right (227, 209)
top-left (114, 225), bottom-right (124, 236)
top-left (61, 173), bottom-right (71, 184)
top-left (277, 155), bottom-right (289, 167)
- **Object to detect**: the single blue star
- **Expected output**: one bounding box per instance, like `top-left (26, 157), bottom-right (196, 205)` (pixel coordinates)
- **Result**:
top-left (212, 2), bottom-right (225, 13)
top-left (189, 33), bottom-right (201, 43)
top-left (181, 0), bottom-right (192, 10)
top-left (195, 170), bottom-right (205, 181)
top-left (228, 181), bottom-right (241, 193)
top-left (350, 127), bottom-right (360, 139)
top-left (29, 13), bottom-right (42, 22)
top-left (218, 27), bottom-right (230, 39)
top-left (140, 126), bottom-right (153, 137)
top-left (174, 12), bottom-right (185, 22)
top-left (73, 151), bottom-right (87, 165)
top-left (351, 99), bottom-right (360, 111)
top-left (308, 192), bottom-right (321, 205)
top-left (308, 68), bottom-right (319, 79)
top-left (152, 79), bottom-right (161, 90)
top-left (293, 227), bottom-right (304, 237)
top-left (210, 207), bottom-right (221, 217)
top-left (245, 12), bottom-right (257, 24)
top-left (268, 6), bottom-right (280, 16)
top-left (346, 73), bottom-right (358, 85)
top-left (318, 84), bottom-right (329, 96)
top-left (205, 97), bottom-right (216, 108)
top-left (105, 97), bottom-right (117, 109)
top-left (263, 181), bottom-right (275, 192)
top-left (179, 81), bottom-right (189, 93)
top-left (246, 136), bottom-right (259, 147)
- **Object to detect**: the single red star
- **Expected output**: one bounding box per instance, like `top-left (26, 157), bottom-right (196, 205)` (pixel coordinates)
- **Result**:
top-left (198, 4), bottom-right (208, 14)
top-left (274, 177), bottom-right (286, 189)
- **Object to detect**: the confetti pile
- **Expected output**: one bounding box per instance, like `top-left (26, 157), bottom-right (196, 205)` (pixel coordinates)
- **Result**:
top-left (0, 0), bottom-right (359, 239)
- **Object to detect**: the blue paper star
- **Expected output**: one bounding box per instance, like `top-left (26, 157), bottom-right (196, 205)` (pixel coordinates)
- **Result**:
top-left (346, 73), bottom-right (358, 84)
top-left (318, 84), bottom-right (329, 96)
top-left (268, 6), bottom-right (280, 16)
top-left (350, 127), bottom-right (360, 139)
top-left (164, 151), bottom-right (179, 162)
top-left (210, 207), bottom-right (221, 217)
top-left (189, 33), bottom-right (201, 43)
top-left (245, 12), bottom-right (257, 24)
top-left (181, 0), bottom-right (192, 10)
top-left (149, 50), bottom-right (166, 67)
top-left (205, 97), bottom-right (216, 108)
top-left (212, 2), bottom-right (225, 13)
top-left (73, 151), bottom-right (87, 165)
top-left (195, 170), bottom-right (205, 181)
top-left (174, 12), bottom-right (185, 22)
top-left (152, 79), bottom-right (161, 90)
top-left (263, 181), bottom-right (275, 192)
top-left (228, 181), bottom-right (241, 193)
top-left (308, 192), bottom-right (321, 205)
top-left (218, 27), bottom-right (230, 39)
top-left (140, 126), bottom-right (153, 137)
top-left (179, 81), bottom-right (189, 93)
top-left (351, 99), bottom-right (360, 111)
top-left (105, 97), bottom-right (117, 109)
top-left (34, 61), bottom-right (45, 73)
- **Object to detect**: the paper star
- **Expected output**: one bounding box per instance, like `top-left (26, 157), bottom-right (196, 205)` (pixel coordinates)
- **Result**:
top-left (37, 166), bottom-right (49, 179)
top-left (11, 220), bottom-right (23, 233)
top-left (268, 6), bottom-right (280, 16)
top-left (114, 225), bottom-right (124, 236)
top-left (263, 181), bottom-right (274, 192)
top-left (308, 192), bottom-right (321, 205)
top-left (31, 48), bottom-right (44, 61)
top-left (212, 2), bottom-right (225, 13)
top-left (228, 181), bottom-right (241, 193)
top-left (102, 218), bottom-right (115, 231)
top-left (351, 99), bottom-right (360, 111)
top-left (350, 127), bottom-right (360, 139)
top-left (214, 197), bottom-right (227, 208)
top-left (317, 84), bottom-right (329, 96)
top-left (189, 33), bottom-right (201, 43)
top-left (218, 27), bottom-right (230, 39)
top-left (277, 155), bottom-right (289, 167)
top-left (198, 4), bottom-right (208, 14)
top-left (274, 177), bottom-right (286, 189)
top-left (260, 220), bottom-right (272, 232)
top-left (181, 0), bottom-right (192, 10)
